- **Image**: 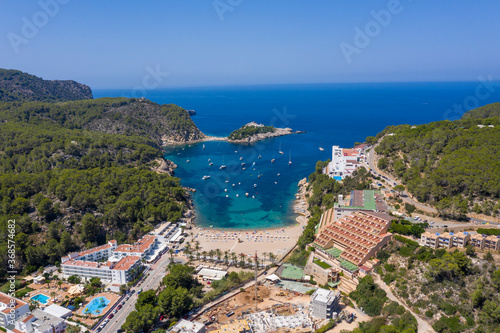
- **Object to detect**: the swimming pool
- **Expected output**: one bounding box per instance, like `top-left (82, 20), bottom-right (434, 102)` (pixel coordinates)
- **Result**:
top-left (83, 296), bottom-right (110, 315)
top-left (333, 176), bottom-right (342, 181)
top-left (30, 294), bottom-right (50, 304)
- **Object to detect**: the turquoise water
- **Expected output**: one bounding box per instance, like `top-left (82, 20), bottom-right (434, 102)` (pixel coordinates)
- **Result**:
top-left (83, 296), bottom-right (110, 315)
top-left (30, 294), bottom-right (50, 304)
top-left (95, 82), bottom-right (500, 229)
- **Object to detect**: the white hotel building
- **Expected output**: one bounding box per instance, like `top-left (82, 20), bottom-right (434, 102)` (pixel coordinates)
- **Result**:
top-left (61, 235), bottom-right (158, 284)
top-left (325, 145), bottom-right (367, 180)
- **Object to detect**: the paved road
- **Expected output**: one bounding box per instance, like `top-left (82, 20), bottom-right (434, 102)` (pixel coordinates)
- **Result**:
top-left (364, 147), bottom-right (498, 225)
top-left (373, 274), bottom-right (435, 333)
top-left (101, 257), bottom-right (185, 332)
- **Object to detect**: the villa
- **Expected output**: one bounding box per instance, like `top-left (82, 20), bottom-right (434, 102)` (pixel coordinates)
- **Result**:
top-left (0, 292), bottom-right (30, 330)
top-left (324, 144), bottom-right (369, 180)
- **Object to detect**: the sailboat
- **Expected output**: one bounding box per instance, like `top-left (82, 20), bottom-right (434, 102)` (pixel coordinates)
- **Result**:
top-left (202, 144), bottom-right (205, 149)
top-left (278, 142), bottom-right (284, 155)
top-left (288, 150), bottom-right (292, 165)
top-left (220, 156), bottom-right (226, 169)
top-left (271, 151), bottom-right (275, 163)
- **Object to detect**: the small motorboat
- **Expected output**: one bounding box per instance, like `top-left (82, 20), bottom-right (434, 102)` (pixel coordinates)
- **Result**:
top-left (202, 175), bottom-right (210, 180)
top-left (220, 165), bottom-right (226, 169)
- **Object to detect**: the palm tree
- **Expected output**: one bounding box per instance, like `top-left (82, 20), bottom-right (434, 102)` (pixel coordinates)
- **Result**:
top-left (223, 250), bottom-right (229, 266)
top-left (194, 241), bottom-right (200, 259)
top-left (190, 231), bottom-right (195, 242)
top-left (239, 253), bottom-right (246, 267)
top-left (201, 251), bottom-right (208, 262)
top-left (57, 280), bottom-right (63, 290)
top-left (215, 249), bottom-right (222, 263)
top-left (168, 248), bottom-right (175, 263)
top-left (208, 250), bottom-right (215, 262)
top-left (230, 252), bottom-right (237, 267)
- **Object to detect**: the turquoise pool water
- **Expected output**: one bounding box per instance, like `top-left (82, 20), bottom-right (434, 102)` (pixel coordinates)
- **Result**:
top-left (30, 294), bottom-right (50, 304)
top-left (83, 296), bottom-right (110, 315)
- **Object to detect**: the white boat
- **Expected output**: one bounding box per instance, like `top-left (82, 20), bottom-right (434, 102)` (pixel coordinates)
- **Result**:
top-left (274, 181), bottom-right (278, 184)
top-left (232, 184), bottom-right (235, 187)
top-left (288, 151), bottom-right (292, 165)
top-left (209, 162), bottom-right (213, 166)
top-left (239, 157), bottom-right (243, 160)
top-left (279, 142), bottom-right (284, 155)
top-left (245, 193), bottom-right (249, 197)
top-left (254, 184), bottom-right (257, 188)
top-left (202, 175), bottom-right (210, 180)
top-left (238, 182), bottom-right (241, 185)
top-left (258, 155), bottom-right (262, 159)
top-left (186, 159), bottom-right (190, 163)
top-left (220, 165), bottom-right (226, 169)
top-left (224, 189), bottom-right (227, 192)
top-left (208, 158), bottom-right (211, 161)
top-left (319, 147), bottom-right (325, 151)
top-left (252, 195), bottom-right (255, 198)
top-left (236, 194), bottom-right (239, 197)
top-left (277, 173), bottom-right (280, 176)
top-left (225, 180), bottom-right (229, 183)
top-left (235, 150), bottom-right (238, 153)
top-left (258, 174), bottom-right (261, 178)
top-left (271, 159), bottom-right (275, 163)
top-left (241, 163), bottom-right (245, 166)
top-left (202, 144), bottom-right (205, 149)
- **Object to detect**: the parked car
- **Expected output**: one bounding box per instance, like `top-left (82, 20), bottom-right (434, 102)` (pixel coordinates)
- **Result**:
top-left (109, 314), bottom-right (114, 319)
top-left (117, 305), bottom-right (122, 310)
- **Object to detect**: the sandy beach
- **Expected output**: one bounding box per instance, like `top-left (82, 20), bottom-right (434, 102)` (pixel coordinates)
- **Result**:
top-left (187, 178), bottom-right (310, 260)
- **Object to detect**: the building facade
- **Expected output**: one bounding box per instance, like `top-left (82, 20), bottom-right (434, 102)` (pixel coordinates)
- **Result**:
top-left (310, 288), bottom-right (340, 319)
top-left (0, 292), bottom-right (30, 330)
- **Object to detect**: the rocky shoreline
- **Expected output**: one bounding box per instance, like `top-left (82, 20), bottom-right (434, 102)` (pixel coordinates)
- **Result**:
top-left (161, 127), bottom-right (304, 146)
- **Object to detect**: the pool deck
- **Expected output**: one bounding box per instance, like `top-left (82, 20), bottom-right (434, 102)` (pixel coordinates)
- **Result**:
top-left (76, 292), bottom-right (120, 327)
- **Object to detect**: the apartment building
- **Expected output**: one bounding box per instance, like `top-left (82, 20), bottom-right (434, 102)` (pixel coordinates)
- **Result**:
top-left (7, 309), bottom-right (65, 333)
top-left (0, 292), bottom-right (30, 330)
top-left (309, 288), bottom-right (340, 319)
top-left (314, 211), bottom-right (393, 267)
top-left (61, 235), bottom-right (157, 283)
top-left (62, 255), bottom-right (141, 284)
top-left (113, 235), bottom-right (158, 258)
top-left (470, 233), bottom-right (500, 251)
top-left (420, 232), bottom-right (471, 249)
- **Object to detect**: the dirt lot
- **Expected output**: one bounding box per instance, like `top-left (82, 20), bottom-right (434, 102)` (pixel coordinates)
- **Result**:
top-left (199, 282), bottom-right (312, 327)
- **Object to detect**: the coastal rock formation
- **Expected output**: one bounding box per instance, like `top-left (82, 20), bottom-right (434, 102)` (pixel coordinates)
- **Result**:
top-left (151, 158), bottom-right (177, 175)
top-left (228, 121), bottom-right (304, 143)
top-left (0, 68), bottom-right (93, 101)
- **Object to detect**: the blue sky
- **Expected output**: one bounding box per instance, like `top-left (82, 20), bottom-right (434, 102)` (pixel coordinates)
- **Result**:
top-left (1, 0), bottom-right (499, 88)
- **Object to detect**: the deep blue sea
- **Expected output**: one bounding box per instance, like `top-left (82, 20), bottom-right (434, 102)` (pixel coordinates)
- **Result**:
top-left (94, 82), bottom-right (500, 229)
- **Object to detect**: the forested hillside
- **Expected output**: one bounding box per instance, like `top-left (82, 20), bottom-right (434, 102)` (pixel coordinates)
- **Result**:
top-left (373, 103), bottom-right (500, 219)
top-left (0, 71), bottom-right (206, 279)
top-left (0, 69), bottom-right (93, 101)
top-left (0, 97), bottom-right (204, 145)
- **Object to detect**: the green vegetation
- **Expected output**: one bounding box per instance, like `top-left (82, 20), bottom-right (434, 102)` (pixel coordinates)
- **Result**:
top-left (389, 219), bottom-right (427, 238)
top-left (349, 276), bottom-right (387, 317)
top-left (376, 236), bottom-right (500, 333)
top-left (314, 319), bottom-right (335, 333)
top-left (373, 102), bottom-right (500, 219)
top-left (341, 296), bottom-right (417, 333)
top-left (0, 97), bottom-right (202, 144)
top-left (0, 69), bottom-right (92, 102)
top-left (0, 77), bottom-right (201, 278)
top-left (476, 228), bottom-right (500, 236)
top-left (122, 264), bottom-right (201, 333)
top-left (313, 259), bottom-right (332, 269)
top-left (228, 124), bottom-right (276, 140)
top-left (202, 271), bottom-right (254, 302)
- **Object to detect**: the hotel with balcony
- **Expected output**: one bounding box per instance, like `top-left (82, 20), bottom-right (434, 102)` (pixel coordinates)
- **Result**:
top-left (0, 292), bottom-right (30, 330)
top-left (469, 233), bottom-right (500, 251)
top-left (61, 235), bottom-right (158, 284)
top-left (420, 232), bottom-right (471, 249)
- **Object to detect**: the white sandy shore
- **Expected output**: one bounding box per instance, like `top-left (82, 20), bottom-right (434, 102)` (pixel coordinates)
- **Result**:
top-left (187, 178), bottom-right (310, 259)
